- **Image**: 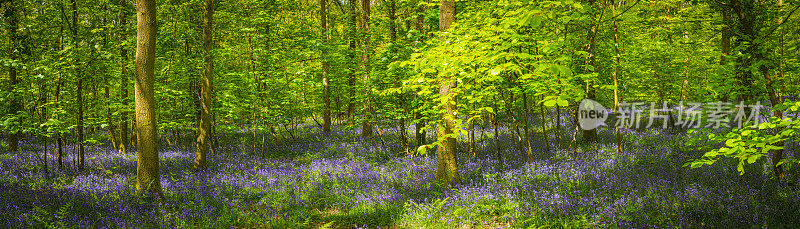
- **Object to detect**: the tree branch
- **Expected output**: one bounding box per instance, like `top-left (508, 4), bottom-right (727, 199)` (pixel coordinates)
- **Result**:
top-left (760, 4), bottom-right (800, 40)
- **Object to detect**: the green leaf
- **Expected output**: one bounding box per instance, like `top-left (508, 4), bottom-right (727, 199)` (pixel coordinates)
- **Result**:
top-left (529, 15), bottom-right (544, 27)
top-left (737, 160), bottom-right (744, 175)
top-left (417, 145), bottom-right (428, 155)
top-left (746, 155), bottom-right (759, 164)
top-left (556, 99), bottom-right (568, 107)
top-left (725, 139), bottom-right (739, 147)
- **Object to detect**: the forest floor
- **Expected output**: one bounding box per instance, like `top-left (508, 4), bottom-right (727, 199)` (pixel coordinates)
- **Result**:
top-left (1, 123), bottom-right (800, 228)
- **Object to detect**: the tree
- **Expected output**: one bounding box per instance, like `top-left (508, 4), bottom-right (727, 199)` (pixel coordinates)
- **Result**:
top-left (194, 0), bottom-right (214, 170)
top-left (711, 0), bottom-right (800, 180)
top-left (118, 0), bottom-right (130, 155)
top-left (361, 0), bottom-right (373, 138)
top-left (135, 0), bottom-right (161, 195)
top-left (69, 0), bottom-right (86, 172)
top-left (320, 0), bottom-right (331, 134)
top-left (581, 0), bottom-right (597, 143)
top-left (346, 0), bottom-right (358, 124)
top-left (611, 0), bottom-right (623, 155)
top-left (5, 0), bottom-right (19, 152)
top-left (436, 0), bottom-right (458, 186)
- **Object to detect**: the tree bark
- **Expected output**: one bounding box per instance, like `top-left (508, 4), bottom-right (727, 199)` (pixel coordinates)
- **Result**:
top-left (493, 95), bottom-right (500, 164)
top-left (731, 2), bottom-right (756, 101)
top-left (720, 10), bottom-right (730, 65)
top-left (763, 68), bottom-right (785, 180)
top-left (70, 0), bottom-right (86, 172)
top-left (6, 0), bottom-right (19, 152)
top-left (105, 86), bottom-right (119, 152)
top-left (320, 0), bottom-right (331, 134)
top-left (612, 1), bottom-right (623, 155)
top-left (415, 108), bottom-right (426, 147)
top-left (582, 0), bottom-right (597, 142)
top-left (522, 92), bottom-right (533, 163)
top-left (135, 0), bottom-right (162, 195)
top-left (56, 25), bottom-right (64, 169)
top-left (436, 0), bottom-right (459, 186)
top-left (361, 0), bottom-right (373, 138)
top-left (388, 0), bottom-right (409, 155)
top-left (346, 0), bottom-right (357, 124)
top-left (539, 95), bottom-right (549, 153)
top-left (195, 0), bottom-right (214, 170)
top-left (119, 0), bottom-right (129, 155)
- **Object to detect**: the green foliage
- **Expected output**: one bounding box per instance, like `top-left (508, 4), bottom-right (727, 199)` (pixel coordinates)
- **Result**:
top-left (686, 101), bottom-right (800, 175)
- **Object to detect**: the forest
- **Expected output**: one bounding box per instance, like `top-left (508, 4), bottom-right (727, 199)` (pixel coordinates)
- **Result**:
top-left (1, 0), bottom-right (800, 227)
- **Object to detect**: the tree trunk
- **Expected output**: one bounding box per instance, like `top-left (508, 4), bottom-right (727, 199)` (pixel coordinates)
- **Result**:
top-left (762, 68), bottom-right (785, 180)
top-left (731, 2), bottom-right (757, 102)
top-left (720, 10), bottom-right (730, 65)
top-left (539, 95), bottom-right (549, 153)
top-left (135, 0), bottom-right (162, 195)
top-left (470, 103), bottom-right (476, 160)
top-left (105, 86), bottom-right (119, 152)
top-left (436, 0), bottom-right (459, 186)
top-left (320, 0), bottom-right (331, 134)
top-left (119, 0), bottom-right (129, 155)
top-left (415, 109), bottom-right (426, 147)
top-left (56, 25), bottom-right (65, 169)
top-left (556, 104), bottom-right (561, 143)
top-left (612, 1), bottom-right (623, 155)
top-left (582, 0), bottom-right (597, 143)
top-left (388, 0), bottom-right (409, 155)
top-left (6, 0), bottom-right (19, 152)
top-left (346, 0), bottom-right (357, 124)
top-left (70, 0), bottom-right (86, 172)
top-left (493, 95), bottom-right (500, 164)
top-left (195, 0), bottom-right (214, 170)
top-left (361, 0), bottom-right (373, 138)
top-left (522, 92), bottom-right (533, 163)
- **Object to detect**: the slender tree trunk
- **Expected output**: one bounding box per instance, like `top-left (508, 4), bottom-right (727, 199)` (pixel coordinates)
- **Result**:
top-left (413, 0), bottom-right (426, 147)
top-left (612, 1), bottom-right (622, 155)
top-left (70, 0), bottom-right (86, 172)
top-left (6, 0), bottom-right (19, 152)
top-left (56, 26), bottom-right (64, 169)
top-left (195, 0), bottom-right (214, 170)
top-left (320, 0), bottom-right (331, 134)
top-left (470, 103), bottom-right (476, 160)
top-left (388, 0), bottom-right (409, 155)
top-left (415, 108), bottom-right (426, 147)
top-left (119, 0), bottom-right (129, 155)
top-left (135, 0), bottom-right (162, 195)
top-left (522, 92), bottom-right (533, 163)
top-left (507, 90), bottom-right (525, 154)
top-left (556, 104), bottom-right (562, 143)
top-left (731, 3), bottom-right (757, 102)
top-left (582, 0), bottom-right (597, 142)
top-left (720, 10), bottom-right (730, 65)
top-left (346, 0), bottom-right (357, 124)
top-left (39, 66), bottom-right (49, 176)
top-left (361, 0), bottom-right (373, 138)
top-left (570, 106), bottom-right (580, 155)
top-left (436, 0), bottom-right (459, 186)
top-left (778, 0), bottom-right (795, 167)
top-left (399, 101), bottom-right (410, 156)
top-left (105, 86), bottom-right (119, 151)
top-left (539, 95), bottom-right (549, 153)
top-left (493, 95), bottom-right (500, 159)
top-left (762, 68), bottom-right (785, 180)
